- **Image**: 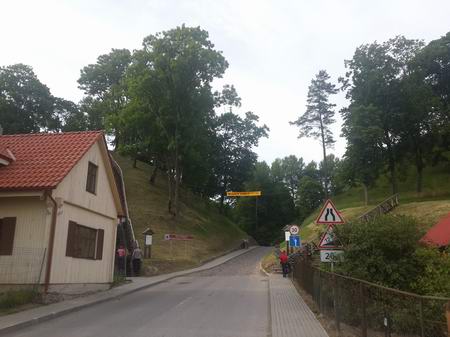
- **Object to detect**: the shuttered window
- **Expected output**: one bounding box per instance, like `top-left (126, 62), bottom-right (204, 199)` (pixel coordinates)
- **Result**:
top-left (86, 162), bottom-right (98, 194)
top-left (0, 217), bottom-right (16, 255)
top-left (65, 221), bottom-right (104, 260)
top-left (96, 229), bottom-right (104, 260)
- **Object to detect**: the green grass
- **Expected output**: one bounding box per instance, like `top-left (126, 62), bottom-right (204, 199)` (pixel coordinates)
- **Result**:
top-left (114, 154), bottom-right (248, 275)
top-left (332, 164), bottom-right (450, 210)
top-left (298, 164), bottom-right (450, 243)
top-left (0, 290), bottom-right (40, 315)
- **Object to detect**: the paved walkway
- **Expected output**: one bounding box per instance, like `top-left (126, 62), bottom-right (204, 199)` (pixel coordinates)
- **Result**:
top-left (269, 274), bottom-right (329, 337)
top-left (0, 247), bottom-right (256, 334)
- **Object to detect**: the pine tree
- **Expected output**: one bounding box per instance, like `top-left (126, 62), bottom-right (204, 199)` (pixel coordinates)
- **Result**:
top-left (290, 70), bottom-right (337, 198)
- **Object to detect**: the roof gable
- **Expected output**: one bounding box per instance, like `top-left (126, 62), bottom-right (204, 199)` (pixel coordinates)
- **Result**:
top-left (0, 131), bottom-right (103, 191)
top-left (420, 212), bottom-right (450, 247)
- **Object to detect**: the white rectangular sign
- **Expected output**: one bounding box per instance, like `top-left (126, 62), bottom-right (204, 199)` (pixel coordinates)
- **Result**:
top-left (320, 250), bottom-right (344, 263)
top-left (145, 235), bottom-right (153, 246)
top-left (284, 231), bottom-right (291, 241)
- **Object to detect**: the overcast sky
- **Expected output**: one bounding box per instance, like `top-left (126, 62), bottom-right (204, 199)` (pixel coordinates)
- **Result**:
top-left (1, 0), bottom-right (449, 164)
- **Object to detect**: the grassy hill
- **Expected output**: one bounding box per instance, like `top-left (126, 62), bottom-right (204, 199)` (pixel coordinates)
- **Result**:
top-left (114, 154), bottom-right (248, 275)
top-left (299, 164), bottom-right (450, 243)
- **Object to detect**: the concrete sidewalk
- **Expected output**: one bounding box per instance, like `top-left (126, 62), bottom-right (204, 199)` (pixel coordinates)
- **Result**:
top-left (0, 246), bottom-right (257, 334)
top-left (269, 274), bottom-right (329, 337)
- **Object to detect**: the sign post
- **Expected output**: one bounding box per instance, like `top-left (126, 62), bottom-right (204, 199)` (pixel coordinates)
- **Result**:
top-left (227, 191), bottom-right (262, 230)
top-left (164, 234), bottom-right (194, 261)
top-left (142, 228), bottom-right (154, 259)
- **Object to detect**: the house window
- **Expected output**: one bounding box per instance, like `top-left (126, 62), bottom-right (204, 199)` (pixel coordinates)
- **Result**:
top-left (66, 221), bottom-right (104, 260)
top-left (0, 217), bottom-right (16, 255)
top-left (86, 162), bottom-right (98, 194)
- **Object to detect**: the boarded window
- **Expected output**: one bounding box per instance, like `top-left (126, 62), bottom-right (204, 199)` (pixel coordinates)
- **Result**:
top-left (0, 217), bottom-right (16, 255)
top-left (86, 162), bottom-right (98, 194)
top-left (65, 221), bottom-right (104, 260)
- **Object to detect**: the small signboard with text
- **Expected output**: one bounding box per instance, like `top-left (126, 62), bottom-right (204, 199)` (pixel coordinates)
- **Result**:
top-left (226, 191), bottom-right (262, 197)
top-left (320, 249), bottom-right (344, 263)
top-left (164, 234), bottom-right (194, 241)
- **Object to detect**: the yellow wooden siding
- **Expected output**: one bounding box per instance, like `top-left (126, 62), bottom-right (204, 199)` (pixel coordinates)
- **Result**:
top-left (54, 141), bottom-right (118, 220)
top-left (0, 197), bottom-right (50, 284)
top-left (49, 203), bottom-right (116, 284)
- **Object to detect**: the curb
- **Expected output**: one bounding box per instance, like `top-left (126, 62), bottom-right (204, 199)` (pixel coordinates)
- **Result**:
top-left (0, 246), bottom-right (258, 335)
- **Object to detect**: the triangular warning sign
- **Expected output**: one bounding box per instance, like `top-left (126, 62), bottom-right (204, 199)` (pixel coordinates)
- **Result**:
top-left (319, 225), bottom-right (341, 249)
top-left (316, 199), bottom-right (345, 224)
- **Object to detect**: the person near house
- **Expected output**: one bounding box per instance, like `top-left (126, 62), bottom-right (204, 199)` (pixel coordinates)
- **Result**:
top-left (117, 245), bottom-right (126, 276)
top-left (132, 245), bottom-right (143, 276)
top-left (279, 250), bottom-right (289, 277)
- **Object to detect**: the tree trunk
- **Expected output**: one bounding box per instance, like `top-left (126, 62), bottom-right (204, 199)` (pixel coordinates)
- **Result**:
top-left (219, 193), bottom-right (225, 214)
top-left (385, 134), bottom-right (398, 195)
top-left (362, 182), bottom-right (368, 206)
top-left (219, 178), bottom-right (227, 214)
top-left (415, 146), bottom-right (424, 194)
top-left (174, 167), bottom-right (180, 217)
top-left (319, 114), bottom-right (329, 199)
top-left (149, 165), bottom-right (158, 185)
top-left (167, 158), bottom-right (175, 215)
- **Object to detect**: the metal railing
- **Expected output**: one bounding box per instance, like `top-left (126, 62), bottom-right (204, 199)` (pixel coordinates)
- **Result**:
top-left (359, 194), bottom-right (399, 222)
top-left (293, 256), bottom-right (449, 337)
top-left (0, 247), bottom-right (47, 288)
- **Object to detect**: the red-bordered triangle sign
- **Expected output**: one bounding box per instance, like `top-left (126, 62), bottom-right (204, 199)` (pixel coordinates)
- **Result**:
top-left (316, 199), bottom-right (345, 224)
top-left (319, 224), bottom-right (341, 249)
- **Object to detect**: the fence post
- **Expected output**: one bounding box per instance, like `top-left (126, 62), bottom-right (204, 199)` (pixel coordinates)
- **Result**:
top-left (446, 301), bottom-right (450, 336)
top-left (333, 274), bottom-right (341, 334)
top-left (319, 270), bottom-right (323, 313)
top-left (360, 283), bottom-right (367, 337)
top-left (419, 297), bottom-right (424, 337)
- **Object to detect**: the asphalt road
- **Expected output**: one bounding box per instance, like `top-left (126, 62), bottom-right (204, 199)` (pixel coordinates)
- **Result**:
top-left (6, 247), bottom-right (272, 337)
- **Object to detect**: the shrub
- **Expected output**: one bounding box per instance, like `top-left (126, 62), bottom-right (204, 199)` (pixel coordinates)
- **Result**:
top-left (335, 215), bottom-right (424, 291)
top-left (410, 246), bottom-right (450, 297)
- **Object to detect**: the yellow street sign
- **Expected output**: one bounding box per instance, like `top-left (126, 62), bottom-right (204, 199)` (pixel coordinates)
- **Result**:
top-left (226, 191), bottom-right (262, 197)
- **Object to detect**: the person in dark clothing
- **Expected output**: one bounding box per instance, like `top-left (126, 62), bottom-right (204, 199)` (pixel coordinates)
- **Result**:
top-left (279, 250), bottom-right (289, 277)
top-left (117, 245), bottom-right (126, 276)
top-left (132, 245), bottom-right (143, 276)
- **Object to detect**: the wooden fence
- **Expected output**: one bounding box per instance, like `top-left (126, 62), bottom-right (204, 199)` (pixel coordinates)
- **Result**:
top-left (358, 194), bottom-right (399, 222)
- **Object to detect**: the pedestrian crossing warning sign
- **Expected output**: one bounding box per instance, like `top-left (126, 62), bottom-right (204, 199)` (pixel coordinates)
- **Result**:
top-left (316, 199), bottom-right (345, 224)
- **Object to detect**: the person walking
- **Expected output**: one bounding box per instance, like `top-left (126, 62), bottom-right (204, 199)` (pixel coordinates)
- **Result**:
top-left (132, 244), bottom-right (143, 276)
top-left (117, 245), bottom-right (126, 276)
top-left (279, 250), bottom-right (289, 277)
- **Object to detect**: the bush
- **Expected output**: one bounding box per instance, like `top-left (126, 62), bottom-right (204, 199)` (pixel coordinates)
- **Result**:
top-left (410, 246), bottom-right (450, 297)
top-left (335, 215), bottom-right (424, 291)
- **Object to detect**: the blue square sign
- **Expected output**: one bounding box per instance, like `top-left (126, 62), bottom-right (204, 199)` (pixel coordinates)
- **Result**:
top-left (289, 235), bottom-right (301, 247)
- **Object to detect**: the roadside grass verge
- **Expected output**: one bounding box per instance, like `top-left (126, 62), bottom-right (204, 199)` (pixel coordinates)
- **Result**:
top-left (0, 290), bottom-right (40, 316)
top-left (113, 154), bottom-right (248, 275)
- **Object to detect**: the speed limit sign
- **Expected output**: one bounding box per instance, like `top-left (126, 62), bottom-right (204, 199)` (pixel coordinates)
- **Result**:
top-left (289, 225), bottom-right (299, 235)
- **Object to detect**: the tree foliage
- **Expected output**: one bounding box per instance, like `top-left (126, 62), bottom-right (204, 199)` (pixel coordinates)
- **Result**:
top-left (0, 64), bottom-right (59, 133)
top-left (291, 70), bottom-right (337, 198)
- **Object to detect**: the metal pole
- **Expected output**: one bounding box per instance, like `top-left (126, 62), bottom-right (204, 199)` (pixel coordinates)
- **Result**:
top-left (360, 283), bottom-right (367, 337)
top-left (333, 274), bottom-right (341, 334)
top-left (446, 301), bottom-right (450, 337)
top-left (419, 298), bottom-right (425, 337)
top-left (255, 197), bottom-right (258, 229)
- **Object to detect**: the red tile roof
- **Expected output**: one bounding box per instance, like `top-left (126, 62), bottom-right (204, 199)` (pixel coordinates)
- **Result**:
top-left (420, 212), bottom-right (450, 247)
top-left (0, 131), bottom-right (103, 191)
